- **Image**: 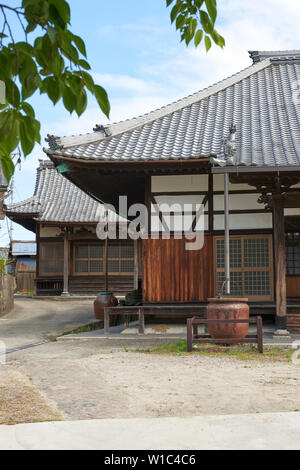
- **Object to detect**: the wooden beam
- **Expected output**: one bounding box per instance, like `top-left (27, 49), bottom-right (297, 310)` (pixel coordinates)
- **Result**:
top-left (61, 231), bottom-right (70, 297)
top-left (273, 195), bottom-right (288, 331)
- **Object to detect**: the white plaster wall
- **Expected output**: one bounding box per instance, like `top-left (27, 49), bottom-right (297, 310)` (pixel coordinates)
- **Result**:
top-left (40, 226), bottom-right (62, 237)
top-left (214, 213), bottom-right (273, 230)
top-left (214, 193), bottom-right (261, 211)
top-left (151, 214), bottom-right (208, 232)
top-left (284, 208), bottom-right (300, 216)
top-left (151, 175), bottom-right (208, 192)
top-left (213, 174), bottom-right (254, 192)
top-left (154, 195), bottom-right (205, 208)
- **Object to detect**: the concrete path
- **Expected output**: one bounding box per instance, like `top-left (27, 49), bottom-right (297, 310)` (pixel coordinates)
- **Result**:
top-left (0, 412), bottom-right (299, 450)
top-left (59, 323), bottom-right (300, 347)
top-left (0, 297), bottom-right (96, 349)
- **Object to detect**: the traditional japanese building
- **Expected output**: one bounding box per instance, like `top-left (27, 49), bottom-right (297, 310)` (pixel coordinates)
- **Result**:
top-left (41, 50), bottom-right (300, 331)
top-left (5, 161), bottom-right (137, 296)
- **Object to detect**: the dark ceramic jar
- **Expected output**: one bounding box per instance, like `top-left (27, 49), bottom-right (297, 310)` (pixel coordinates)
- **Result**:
top-left (94, 292), bottom-right (118, 321)
top-left (206, 297), bottom-right (249, 340)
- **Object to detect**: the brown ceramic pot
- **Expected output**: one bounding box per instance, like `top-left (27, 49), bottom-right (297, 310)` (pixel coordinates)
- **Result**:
top-left (94, 292), bottom-right (118, 322)
top-left (206, 297), bottom-right (249, 340)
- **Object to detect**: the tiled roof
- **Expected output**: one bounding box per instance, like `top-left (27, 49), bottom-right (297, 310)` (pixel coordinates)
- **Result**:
top-left (44, 50), bottom-right (300, 168)
top-left (5, 160), bottom-right (120, 223)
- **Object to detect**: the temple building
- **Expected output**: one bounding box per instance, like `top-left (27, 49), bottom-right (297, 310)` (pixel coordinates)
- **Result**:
top-left (11, 50), bottom-right (300, 332)
top-left (5, 161), bottom-right (138, 296)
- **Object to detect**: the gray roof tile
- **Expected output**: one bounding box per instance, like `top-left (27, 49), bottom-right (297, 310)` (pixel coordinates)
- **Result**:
top-left (44, 51), bottom-right (300, 168)
top-left (5, 160), bottom-right (120, 223)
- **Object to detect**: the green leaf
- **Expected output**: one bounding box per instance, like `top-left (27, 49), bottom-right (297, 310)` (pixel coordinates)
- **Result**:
top-left (205, 0), bottom-right (217, 24)
top-left (0, 110), bottom-right (14, 141)
top-left (62, 84), bottom-right (77, 113)
top-left (50, 0), bottom-right (71, 25)
top-left (81, 71), bottom-right (95, 92)
top-left (72, 34), bottom-right (87, 58)
top-left (94, 85), bottom-right (110, 119)
top-left (0, 154), bottom-right (14, 183)
top-left (19, 115), bottom-right (36, 156)
top-left (78, 59), bottom-right (91, 70)
top-left (76, 89), bottom-right (87, 116)
top-left (205, 35), bottom-right (212, 52)
top-left (47, 26), bottom-right (57, 45)
top-left (0, 118), bottom-right (20, 155)
top-left (5, 80), bottom-right (20, 108)
top-left (200, 10), bottom-right (213, 35)
top-left (21, 102), bottom-right (35, 118)
top-left (194, 29), bottom-right (203, 47)
top-left (43, 77), bottom-right (61, 105)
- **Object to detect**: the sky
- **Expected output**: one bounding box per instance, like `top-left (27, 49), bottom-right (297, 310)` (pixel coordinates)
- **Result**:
top-left (1, 0), bottom-right (300, 245)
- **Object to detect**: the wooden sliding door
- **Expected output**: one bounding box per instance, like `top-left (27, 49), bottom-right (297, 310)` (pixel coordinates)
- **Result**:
top-left (143, 235), bottom-right (213, 303)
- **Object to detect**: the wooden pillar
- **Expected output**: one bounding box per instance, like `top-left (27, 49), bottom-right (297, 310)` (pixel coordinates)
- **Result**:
top-left (104, 236), bottom-right (108, 292)
top-left (208, 173), bottom-right (214, 233)
top-left (61, 231), bottom-right (70, 297)
top-left (273, 195), bottom-right (288, 333)
top-left (224, 173), bottom-right (230, 295)
top-left (134, 239), bottom-right (139, 290)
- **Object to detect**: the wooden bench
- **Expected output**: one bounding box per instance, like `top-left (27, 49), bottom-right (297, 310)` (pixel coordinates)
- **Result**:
top-left (186, 316), bottom-right (263, 353)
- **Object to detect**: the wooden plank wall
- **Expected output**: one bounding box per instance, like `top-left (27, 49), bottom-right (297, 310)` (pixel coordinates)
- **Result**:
top-left (287, 276), bottom-right (300, 298)
top-left (16, 272), bottom-right (35, 293)
top-left (143, 235), bottom-right (213, 303)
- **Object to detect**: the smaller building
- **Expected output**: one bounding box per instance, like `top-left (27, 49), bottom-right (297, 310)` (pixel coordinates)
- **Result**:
top-left (5, 161), bottom-right (138, 296)
top-left (10, 241), bottom-right (37, 293)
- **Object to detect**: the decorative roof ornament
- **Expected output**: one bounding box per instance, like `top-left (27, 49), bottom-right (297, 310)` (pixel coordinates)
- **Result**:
top-left (223, 124), bottom-right (237, 160)
top-left (45, 134), bottom-right (64, 151)
top-left (210, 124), bottom-right (236, 167)
top-left (93, 124), bottom-right (112, 137)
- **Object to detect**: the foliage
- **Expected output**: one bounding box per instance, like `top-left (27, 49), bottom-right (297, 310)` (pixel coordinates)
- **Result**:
top-left (166, 0), bottom-right (224, 50)
top-left (0, 0), bottom-right (110, 182)
top-left (0, 257), bottom-right (10, 274)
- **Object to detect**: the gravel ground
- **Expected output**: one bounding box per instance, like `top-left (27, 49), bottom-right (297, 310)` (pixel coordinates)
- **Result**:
top-left (6, 343), bottom-right (300, 422)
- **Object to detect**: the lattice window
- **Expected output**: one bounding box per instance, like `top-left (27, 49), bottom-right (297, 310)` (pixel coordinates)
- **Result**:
top-left (286, 233), bottom-right (300, 275)
top-left (108, 243), bottom-right (134, 274)
top-left (40, 243), bottom-right (64, 275)
top-left (74, 243), bottom-right (134, 275)
top-left (214, 235), bottom-right (273, 301)
top-left (74, 244), bottom-right (104, 274)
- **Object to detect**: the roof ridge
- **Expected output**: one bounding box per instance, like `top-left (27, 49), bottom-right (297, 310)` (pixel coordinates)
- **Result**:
top-left (45, 58), bottom-right (272, 153)
top-left (5, 195), bottom-right (40, 213)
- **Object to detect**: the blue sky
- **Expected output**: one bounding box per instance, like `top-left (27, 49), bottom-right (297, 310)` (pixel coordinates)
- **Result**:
top-left (1, 0), bottom-right (300, 244)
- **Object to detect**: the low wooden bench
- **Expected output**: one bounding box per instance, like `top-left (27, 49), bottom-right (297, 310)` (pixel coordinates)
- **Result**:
top-left (186, 316), bottom-right (263, 353)
top-left (104, 305), bottom-right (207, 336)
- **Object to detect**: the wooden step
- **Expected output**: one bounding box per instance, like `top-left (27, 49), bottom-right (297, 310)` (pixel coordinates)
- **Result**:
top-left (287, 313), bottom-right (300, 332)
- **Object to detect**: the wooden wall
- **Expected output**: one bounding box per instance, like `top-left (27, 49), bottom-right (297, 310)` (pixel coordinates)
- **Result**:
top-left (143, 235), bottom-right (213, 303)
top-left (287, 276), bottom-right (300, 298)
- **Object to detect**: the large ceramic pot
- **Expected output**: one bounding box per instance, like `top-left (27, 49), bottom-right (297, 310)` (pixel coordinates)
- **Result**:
top-left (94, 292), bottom-right (118, 322)
top-left (206, 297), bottom-right (249, 340)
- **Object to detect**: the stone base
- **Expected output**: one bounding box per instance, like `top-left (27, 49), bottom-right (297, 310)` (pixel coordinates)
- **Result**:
top-left (273, 329), bottom-right (291, 338)
top-left (61, 292), bottom-right (71, 298)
